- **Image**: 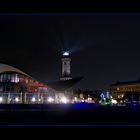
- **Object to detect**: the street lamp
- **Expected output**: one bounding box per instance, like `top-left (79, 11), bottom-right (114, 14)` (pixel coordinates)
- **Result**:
top-left (31, 97), bottom-right (36, 103)
top-left (0, 97), bottom-right (3, 103)
top-left (15, 97), bottom-right (19, 103)
top-left (61, 97), bottom-right (68, 104)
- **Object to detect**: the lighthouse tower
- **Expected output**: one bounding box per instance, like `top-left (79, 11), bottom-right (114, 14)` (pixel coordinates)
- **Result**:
top-left (60, 51), bottom-right (72, 81)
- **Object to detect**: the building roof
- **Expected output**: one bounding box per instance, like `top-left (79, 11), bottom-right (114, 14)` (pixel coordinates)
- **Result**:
top-left (0, 64), bottom-right (30, 77)
top-left (110, 79), bottom-right (140, 86)
top-left (45, 76), bottom-right (83, 91)
top-left (0, 64), bottom-right (52, 88)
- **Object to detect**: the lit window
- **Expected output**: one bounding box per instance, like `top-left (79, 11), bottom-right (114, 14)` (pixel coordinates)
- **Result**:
top-left (3, 74), bottom-right (6, 80)
top-left (15, 74), bottom-right (19, 83)
top-left (1, 75), bottom-right (3, 82)
top-left (0, 75), bottom-right (1, 81)
top-left (11, 74), bottom-right (16, 82)
top-left (8, 74), bottom-right (10, 80)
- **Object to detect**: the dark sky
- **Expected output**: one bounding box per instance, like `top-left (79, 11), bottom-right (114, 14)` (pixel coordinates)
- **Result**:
top-left (0, 15), bottom-right (140, 90)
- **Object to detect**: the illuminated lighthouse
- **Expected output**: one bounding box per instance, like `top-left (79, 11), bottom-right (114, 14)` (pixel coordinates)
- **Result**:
top-left (60, 51), bottom-right (72, 81)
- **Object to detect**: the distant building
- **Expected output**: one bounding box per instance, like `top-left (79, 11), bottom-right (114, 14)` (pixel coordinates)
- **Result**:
top-left (109, 79), bottom-right (140, 101)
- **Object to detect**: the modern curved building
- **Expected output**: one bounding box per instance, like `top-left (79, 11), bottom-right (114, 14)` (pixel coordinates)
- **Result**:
top-left (0, 64), bottom-right (55, 104)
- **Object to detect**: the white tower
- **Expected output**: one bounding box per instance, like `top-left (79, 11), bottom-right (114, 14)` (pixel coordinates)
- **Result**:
top-left (60, 51), bottom-right (72, 81)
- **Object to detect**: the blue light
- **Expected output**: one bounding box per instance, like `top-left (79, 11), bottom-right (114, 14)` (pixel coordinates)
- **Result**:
top-left (63, 51), bottom-right (69, 56)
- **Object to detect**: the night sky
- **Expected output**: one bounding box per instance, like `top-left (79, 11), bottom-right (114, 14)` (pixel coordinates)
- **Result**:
top-left (0, 15), bottom-right (140, 90)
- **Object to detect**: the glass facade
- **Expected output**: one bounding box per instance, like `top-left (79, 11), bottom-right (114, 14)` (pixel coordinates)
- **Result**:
top-left (0, 72), bottom-right (19, 83)
top-left (0, 64), bottom-right (54, 104)
top-left (0, 71), bottom-right (49, 94)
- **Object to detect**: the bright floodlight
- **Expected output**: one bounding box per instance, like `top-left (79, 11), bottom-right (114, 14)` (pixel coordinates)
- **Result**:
top-left (15, 97), bottom-right (19, 102)
top-left (48, 97), bottom-right (54, 103)
top-left (31, 97), bottom-right (36, 102)
top-left (61, 97), bottom-right (68, 104)
top-left (63, 51), bottom-right (69, 56)
top-left (0, 97), bottom-right (3, 103)
top-left (112, 99), bottom-right (117, 104)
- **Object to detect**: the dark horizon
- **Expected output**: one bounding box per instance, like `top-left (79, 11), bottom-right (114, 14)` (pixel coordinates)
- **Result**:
top-left (0, 15), bottom-right (140, 90)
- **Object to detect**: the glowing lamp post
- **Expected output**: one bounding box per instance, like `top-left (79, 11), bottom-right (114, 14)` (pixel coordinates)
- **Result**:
top-left (0, 97), bottom-right (3, 103)
top-left (15, 97), bottom-right (19, 103)
top-left (48, 97), bottom-right (54, 103)
top-left (31, 97), bottom-right (36, 103)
